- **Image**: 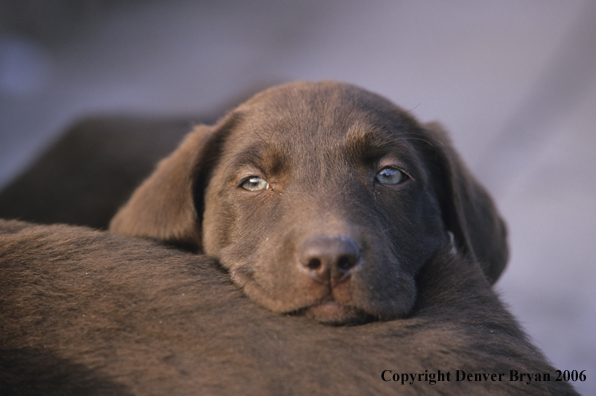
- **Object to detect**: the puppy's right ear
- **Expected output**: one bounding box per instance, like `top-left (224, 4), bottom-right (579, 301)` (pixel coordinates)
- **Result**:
top-left (110, 124), bottom-right (218, 251)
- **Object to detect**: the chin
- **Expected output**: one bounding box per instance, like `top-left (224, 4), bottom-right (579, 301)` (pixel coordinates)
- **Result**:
top-left (300, 301), bottom-right (376, 326)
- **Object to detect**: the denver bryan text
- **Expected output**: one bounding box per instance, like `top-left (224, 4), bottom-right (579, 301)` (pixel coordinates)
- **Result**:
top-left (381, 370), bottom-right (551, 385)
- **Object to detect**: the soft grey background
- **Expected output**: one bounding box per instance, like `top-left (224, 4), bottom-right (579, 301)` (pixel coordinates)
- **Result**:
top-left (1, 1), bottom-right (594, 394)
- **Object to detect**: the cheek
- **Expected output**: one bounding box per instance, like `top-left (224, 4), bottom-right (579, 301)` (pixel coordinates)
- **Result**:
top-left (416, 190), bottom-right (448, 242)
top-left (203, 184), bottom-right (285, 267)
top-left (378, 188), bottom-right (447, 270)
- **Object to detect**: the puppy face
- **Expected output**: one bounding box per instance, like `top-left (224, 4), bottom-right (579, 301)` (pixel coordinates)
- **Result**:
top-left (201, 84), bottom-right (448, 323)
top-left (111, 81), bottom-right (508, 325)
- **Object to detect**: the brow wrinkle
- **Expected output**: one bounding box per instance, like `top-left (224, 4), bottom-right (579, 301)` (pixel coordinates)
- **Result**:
top-left (222, 145), bottom-right (267, 175)
top-left (222, 141), bottom-right (288, 181)
top-left (345, 126), bottom-right (394, 159)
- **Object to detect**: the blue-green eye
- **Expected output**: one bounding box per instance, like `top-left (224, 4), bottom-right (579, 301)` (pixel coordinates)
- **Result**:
top-left (240, 176), bottom-right (269, 191)
top-left (375, 167), bottom-right (405, 185)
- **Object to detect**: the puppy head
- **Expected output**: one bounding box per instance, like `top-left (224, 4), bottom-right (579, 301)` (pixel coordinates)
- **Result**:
top-left (111, 81), bottom-right (507, 324)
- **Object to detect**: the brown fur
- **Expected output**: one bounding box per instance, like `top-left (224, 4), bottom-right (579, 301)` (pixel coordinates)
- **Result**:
top-left (0, 220), bottom-right (578, 395)
top-left (111, 81), bottom-right (508, 324)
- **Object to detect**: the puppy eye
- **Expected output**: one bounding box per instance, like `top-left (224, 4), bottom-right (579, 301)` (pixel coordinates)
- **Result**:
top-left (240, 176), bottom-right (269, 191)
top-left (375, 167), bottom-right (406, 185)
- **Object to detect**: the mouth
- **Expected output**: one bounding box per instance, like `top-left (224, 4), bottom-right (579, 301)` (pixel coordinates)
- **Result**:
top-left (298, 301), bottom-right (375, 325)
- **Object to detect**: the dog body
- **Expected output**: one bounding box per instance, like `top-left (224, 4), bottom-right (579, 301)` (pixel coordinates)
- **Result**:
top-left (111, 81), bottom-right (508, 324)
top-left (0, 220), bottom-right (578, 395)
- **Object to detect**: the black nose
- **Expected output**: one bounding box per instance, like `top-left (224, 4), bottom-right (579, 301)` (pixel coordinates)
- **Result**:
top-left (298, 236), bottom-right (361, 284)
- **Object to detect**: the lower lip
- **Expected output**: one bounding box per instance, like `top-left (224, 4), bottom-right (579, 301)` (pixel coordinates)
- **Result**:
top-left (307, 301), bottom-right (348, 318)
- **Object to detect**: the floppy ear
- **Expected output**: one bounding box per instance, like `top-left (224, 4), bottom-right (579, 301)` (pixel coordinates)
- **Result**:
top-left (110, 124), bottom-right (220, 251)
top-left (423, 122), bottom-right (508, 284)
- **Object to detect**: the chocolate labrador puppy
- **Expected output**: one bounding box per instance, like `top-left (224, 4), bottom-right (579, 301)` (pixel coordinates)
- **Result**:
top-left (111, 81), bottom-right (508, 325)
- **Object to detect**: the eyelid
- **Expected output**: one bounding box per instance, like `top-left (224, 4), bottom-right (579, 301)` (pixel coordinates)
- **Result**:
top-left (377, 164), bottom-right (412, 181)
top-left (234, 166), bottom-right (266, 186)
top-left (238, 175), bottom-right (270, 192)
top-left (236, 175), bottom-right (250, 188)
top-left (237, 174), bottom-right (264, 188)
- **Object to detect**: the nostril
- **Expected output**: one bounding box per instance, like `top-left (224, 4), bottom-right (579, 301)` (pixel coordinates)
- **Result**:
top-left (337, 255), bottom-right (356, 271)
top-left (307, 258), bottom-right (322, 271)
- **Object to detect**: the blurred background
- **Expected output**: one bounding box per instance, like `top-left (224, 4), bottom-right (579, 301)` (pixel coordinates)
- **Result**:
top-left (1, 1), bottom-right (594, 393)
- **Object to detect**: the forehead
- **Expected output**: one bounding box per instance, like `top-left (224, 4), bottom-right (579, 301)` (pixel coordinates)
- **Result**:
top-left (219, 82), bottom-right (426, 170)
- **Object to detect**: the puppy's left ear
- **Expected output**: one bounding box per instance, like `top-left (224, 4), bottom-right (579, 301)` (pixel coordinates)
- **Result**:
top-left (423, 122), bottom-right (508, 284)
top-left (110, 124), bottom-right (221, 251)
